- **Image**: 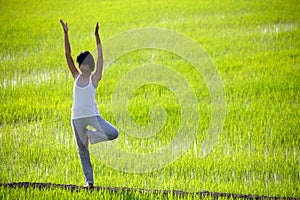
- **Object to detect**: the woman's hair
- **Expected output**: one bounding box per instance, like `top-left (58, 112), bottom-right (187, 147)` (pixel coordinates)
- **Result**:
top-left (76, 51), bottom-right (95, 71)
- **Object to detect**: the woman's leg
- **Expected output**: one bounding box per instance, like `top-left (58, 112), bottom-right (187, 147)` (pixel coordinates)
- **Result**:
top-left (72, 119), bottom-right (94, 185)
top-left (87, 116), bottom-right (118, 144)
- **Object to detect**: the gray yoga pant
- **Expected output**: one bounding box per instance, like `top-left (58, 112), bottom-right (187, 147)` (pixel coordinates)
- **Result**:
top-left (71, 115), bottom-right (118, 184)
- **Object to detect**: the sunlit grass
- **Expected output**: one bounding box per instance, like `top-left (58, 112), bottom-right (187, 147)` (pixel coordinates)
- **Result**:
top-left (0, 0), bottom-right (299, 199)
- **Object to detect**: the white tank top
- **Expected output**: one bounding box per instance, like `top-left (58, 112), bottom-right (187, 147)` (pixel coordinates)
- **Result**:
top-left (72, 74), bottom-right (100, 119)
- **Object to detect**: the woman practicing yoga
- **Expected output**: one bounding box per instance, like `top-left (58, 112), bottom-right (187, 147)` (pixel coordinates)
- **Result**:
top-left (60, 19), bottom-right (118, 188)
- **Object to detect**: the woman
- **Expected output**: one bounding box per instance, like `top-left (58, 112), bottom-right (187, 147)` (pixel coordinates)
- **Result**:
top-left (60, 19), bottom-right (118, 188)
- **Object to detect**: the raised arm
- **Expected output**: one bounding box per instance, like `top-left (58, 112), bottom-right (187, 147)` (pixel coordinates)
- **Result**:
top-left (92, 22), bottom-right (103, 87)
top-left (60, 19), bottom-right (79, 79)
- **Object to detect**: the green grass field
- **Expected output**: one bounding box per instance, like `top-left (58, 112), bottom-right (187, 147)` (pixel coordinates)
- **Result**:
top-left (0, 0), bottom-right (299, 199)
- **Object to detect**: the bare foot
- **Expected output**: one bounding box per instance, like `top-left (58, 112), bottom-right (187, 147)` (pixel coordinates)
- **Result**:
top-left (83, 128), bottom-right (89, 149)
top-left (84, 183), bottom-right (94, 190)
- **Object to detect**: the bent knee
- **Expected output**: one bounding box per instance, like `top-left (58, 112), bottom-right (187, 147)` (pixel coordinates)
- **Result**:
top-left (108, 129), bottom-right (118, 140)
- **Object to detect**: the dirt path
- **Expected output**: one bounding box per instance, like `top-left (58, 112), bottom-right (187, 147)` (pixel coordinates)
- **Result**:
top-left (0, 182), bottom-right (298, 200)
